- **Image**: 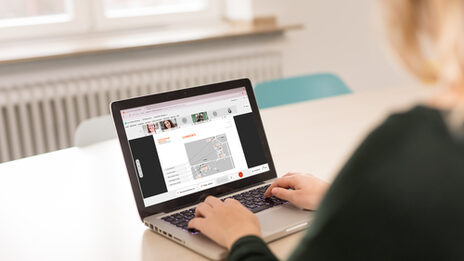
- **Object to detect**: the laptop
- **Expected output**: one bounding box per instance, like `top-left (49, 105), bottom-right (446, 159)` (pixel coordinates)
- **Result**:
top-left (111, 79), bottom-right (314, 260)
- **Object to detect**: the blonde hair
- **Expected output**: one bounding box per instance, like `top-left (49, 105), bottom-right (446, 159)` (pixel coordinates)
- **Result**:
top-left (381, 0), bottom-right (464, 88)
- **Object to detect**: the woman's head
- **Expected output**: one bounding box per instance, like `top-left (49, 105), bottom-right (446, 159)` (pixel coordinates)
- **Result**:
top-left (164, 120), bottom-right (173, 129)
top-left (147, 123), bottom-right (155, 133)
top-left (381, 0), bottom-right (464, 88)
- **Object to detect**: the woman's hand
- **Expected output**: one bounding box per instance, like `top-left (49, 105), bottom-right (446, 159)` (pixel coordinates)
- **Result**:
top-left (188, 196), bottom-right (261, 249)
top-left (187, 173), bottom-right (328, 248)
top-left (264, 173), bottom-right (329, 210)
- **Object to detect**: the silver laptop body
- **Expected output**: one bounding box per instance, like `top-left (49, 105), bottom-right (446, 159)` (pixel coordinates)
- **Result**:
top-left (111, 79), bottom-right (313, 260)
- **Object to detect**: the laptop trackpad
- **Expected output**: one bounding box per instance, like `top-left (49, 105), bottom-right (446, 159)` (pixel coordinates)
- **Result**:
top-left (257, 204), bottom-right (314, 240)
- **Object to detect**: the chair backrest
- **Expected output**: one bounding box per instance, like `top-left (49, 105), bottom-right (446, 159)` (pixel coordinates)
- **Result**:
top-left (74, 115), bottom-right (116, 147)
top-left (254, 73), bottom-right (351, 109)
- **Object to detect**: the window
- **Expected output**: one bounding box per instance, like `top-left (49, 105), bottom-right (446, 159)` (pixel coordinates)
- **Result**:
top-left (93, 0), bottom-right (220, 31)
top-left (103, 0), bottom-right (208, 18)
top-left (0, 0), bottom-right (88, 41)
top-left (0, 0), bottom-right (72, 28)
top-left (0, 0), bottom-right (221, 41)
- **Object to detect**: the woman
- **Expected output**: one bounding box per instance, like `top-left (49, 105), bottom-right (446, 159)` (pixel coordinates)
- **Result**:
top-left (163, 119), bottom-right (176, 129)
top-left (188, 0), bottom-right (464, 260)
top-left (147, 123), bottom-right (156, 134)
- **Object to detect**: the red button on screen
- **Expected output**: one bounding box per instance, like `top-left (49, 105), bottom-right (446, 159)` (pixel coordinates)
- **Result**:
top-left (238, 172), bottom-right (243, 178)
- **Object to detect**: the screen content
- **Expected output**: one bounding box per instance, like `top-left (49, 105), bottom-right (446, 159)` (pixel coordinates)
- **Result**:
top-left (121, 87), bottom-right (270, 207)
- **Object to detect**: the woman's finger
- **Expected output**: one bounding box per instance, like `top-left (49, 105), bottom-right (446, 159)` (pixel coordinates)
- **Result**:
top-left (271, 187), bottom-right (297, 202)
top-left (188, 217), bottom-right (207, 231)
top-left (264, 176), bottom-right (297, 197)
top-left (224, 198), bottom-right (240, 205)
top-left (283, 172), bottom-right (298, 177)
top-left (204, 196), bottom-right (223, 208)
top-left (195, 202), bottom-right (213, 217)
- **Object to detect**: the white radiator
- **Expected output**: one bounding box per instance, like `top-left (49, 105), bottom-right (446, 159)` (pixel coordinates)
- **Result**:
top-left (0, 51), bottom-right (282, 162)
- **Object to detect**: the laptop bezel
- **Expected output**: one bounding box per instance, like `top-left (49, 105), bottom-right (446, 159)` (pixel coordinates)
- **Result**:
top-left (111, 78), bottom-right (277, 220)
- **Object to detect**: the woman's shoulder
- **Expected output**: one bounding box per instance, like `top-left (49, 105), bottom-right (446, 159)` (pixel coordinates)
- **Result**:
top-left (364, 105), bottom-right (446, 145)
top-left (382, 105), bottom-right (442, 129)
top-left (339, 104), bottom-right (458, 181)
top-left (387, 104), bottom-right (442, 121)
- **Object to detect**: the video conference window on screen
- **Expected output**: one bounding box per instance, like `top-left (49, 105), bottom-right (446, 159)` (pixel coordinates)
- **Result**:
top-left (121, 88), bottom-right (270, 207)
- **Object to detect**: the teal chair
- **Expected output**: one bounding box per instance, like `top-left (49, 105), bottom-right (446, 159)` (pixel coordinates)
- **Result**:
top-left (254, 73), bottom-right (351, 109)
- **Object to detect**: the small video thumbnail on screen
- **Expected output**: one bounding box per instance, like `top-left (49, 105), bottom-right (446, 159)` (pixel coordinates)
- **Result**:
top-left (159, 118), bottom-right (178, 131)
top-left (191, 112), bottom-right (209, 124)
top-left (145, 122), bottom-right (159, 134)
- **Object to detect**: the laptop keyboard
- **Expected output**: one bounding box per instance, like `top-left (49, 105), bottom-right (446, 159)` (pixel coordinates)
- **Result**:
top-left (161, 184), bottom-right (287, 234)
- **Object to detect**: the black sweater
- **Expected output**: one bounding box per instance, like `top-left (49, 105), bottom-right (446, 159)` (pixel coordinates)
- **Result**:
top-left (228, 106), bottom-right (464, 261)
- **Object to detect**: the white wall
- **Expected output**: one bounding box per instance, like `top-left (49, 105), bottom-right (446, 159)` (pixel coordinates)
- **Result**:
top-left (254, 0), bottom-right (415, 91)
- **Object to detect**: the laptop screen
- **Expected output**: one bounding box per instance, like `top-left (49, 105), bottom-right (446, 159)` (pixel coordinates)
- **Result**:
top-left (121, 87), bottom-right (270, 207)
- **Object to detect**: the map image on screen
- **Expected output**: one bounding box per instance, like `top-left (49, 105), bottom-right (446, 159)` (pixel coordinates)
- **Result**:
top-left (185, 134), bottom-right (235, 179)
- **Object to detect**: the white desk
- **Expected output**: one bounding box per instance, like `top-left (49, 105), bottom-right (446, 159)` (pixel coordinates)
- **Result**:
top-left (0, 86), bottom-right (432, 260)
